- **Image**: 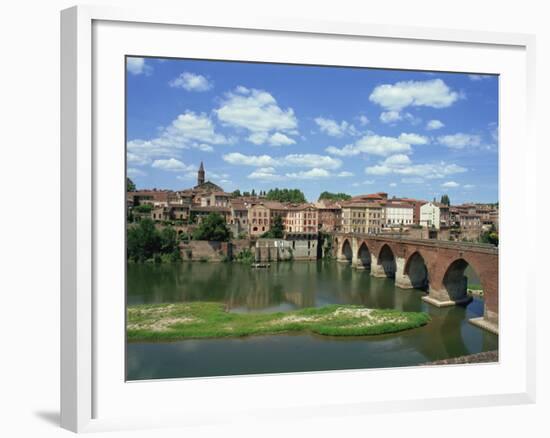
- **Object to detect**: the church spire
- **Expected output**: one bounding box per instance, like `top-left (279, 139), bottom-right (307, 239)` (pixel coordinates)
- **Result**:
top-left (197, 161), bottom-right (205, 186)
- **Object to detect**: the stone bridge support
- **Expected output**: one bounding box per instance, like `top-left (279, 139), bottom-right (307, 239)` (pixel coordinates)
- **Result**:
top-left (394, 257), bottom-right (413, 289)
top-left (369, 253), bottom-right (386, 277)
top-left (350, 238), bottom-right (360, 269)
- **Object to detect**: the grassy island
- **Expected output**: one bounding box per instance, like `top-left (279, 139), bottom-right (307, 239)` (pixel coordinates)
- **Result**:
top-left (127, 302), bottom-right (430, 341)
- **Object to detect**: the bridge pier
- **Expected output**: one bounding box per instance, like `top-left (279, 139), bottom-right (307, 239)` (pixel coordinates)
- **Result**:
top-left (369, 253), bottom-right (386, 277)
top-left (422, 288), bottom-right (472, 308)
top-left (394, 256), bottom-right (414, 289)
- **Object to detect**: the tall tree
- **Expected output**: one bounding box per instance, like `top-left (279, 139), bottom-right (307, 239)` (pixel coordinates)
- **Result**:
top-left (127, 219), bottom-right (161, 262)
top-left (440, 194), bottom-right (451, 206)
top-left (192, 213), bottom-right (231, 242)
top-left (262, 215), bottom-right (284, 238)
top-left (126, 177), bottom-right (136, 192)
top-left (266, 188), bottom-right (306, 203)
top-left (231, 189), bottom-right (241, 197)
top-left (318, 191), bottom-right (352, 201)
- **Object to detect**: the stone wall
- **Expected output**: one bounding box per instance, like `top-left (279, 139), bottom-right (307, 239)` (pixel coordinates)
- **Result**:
top-left (254, 238), bottom-right (319, 262)
top-left (179, 239), bottom-right (253, 261)
top-left (179, 240), bottom-right (231, 262)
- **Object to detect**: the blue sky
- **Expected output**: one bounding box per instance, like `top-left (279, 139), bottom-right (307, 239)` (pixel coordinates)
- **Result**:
top-left (126, 56), bottom-right (498, 203)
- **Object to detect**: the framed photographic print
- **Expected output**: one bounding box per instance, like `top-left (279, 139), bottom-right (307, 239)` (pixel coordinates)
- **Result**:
top-left (61, 5), bottom-right (536, 433)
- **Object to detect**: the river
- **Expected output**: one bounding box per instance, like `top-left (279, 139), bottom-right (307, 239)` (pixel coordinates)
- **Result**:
top-left (126, 261), bottom-right (498, 380)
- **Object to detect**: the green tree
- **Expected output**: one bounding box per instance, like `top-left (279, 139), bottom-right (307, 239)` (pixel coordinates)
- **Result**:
top-left (127, 219), bottom-right (161, 262)
top-left (318, 191), bottom-right (352, 201)
top-left (440, 194), bottom-right (451, 206)
top-left (261, 214), bottom-right (284, 238)
top-left (251, 189), bottom-right (256, 197)
top-left (266, 188), bottom-right (306, 203)
top-left (134, 203), bottom-right (153, 213)
top-left (231, 189), bottom-right (241, 197)
top-left (127, 177), bottom-right (136, 192)
top-left (159, 226), bottom-right (179, 254)
top-left (192, 213), bottom-right (231, 241)
top-left (480, 225), bottom-right (499, 246)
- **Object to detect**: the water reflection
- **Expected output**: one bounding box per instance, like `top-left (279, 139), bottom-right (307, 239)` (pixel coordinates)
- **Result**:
top-left (127, 261), bottom-right (498, 380)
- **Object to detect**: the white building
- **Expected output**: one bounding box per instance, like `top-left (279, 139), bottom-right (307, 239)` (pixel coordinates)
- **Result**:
top-left (420, 202), bottom-right (441, 229)
top-left (385, 202), bottom-right (414, 228)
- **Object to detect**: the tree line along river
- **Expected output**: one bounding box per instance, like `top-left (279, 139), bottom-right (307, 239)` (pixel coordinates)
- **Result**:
top-left (126, 260), bottom-right (497, 380)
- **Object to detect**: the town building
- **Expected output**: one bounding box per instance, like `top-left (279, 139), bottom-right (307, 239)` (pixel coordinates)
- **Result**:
top-left (420, 202), bottom-right (441, 229)
top-left (341, 200), bottom-right (383, 234)
top-left (286, 203), bottom-right (319, 235)
top-left (248, 201), bottom-right (288, 237)
top-left (200, 191), bottom-right (231, 207)
top-left (314, 200), bottom-right (343, 232)
top-left (229, 199), bottom-right (250, 236)
top-left (384, 201), bottom-right (414, 229)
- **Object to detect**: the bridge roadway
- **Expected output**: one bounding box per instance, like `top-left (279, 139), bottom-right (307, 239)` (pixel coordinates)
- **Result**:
top-left (333, 233), bottom-right (499, 334)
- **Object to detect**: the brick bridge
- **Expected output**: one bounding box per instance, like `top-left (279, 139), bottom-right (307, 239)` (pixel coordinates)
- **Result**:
top-left (334, 233), bottom-right (499, 334)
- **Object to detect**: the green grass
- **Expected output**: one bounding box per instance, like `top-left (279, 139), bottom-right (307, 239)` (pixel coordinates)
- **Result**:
top-left (127, 302), bottom-right (430, 341)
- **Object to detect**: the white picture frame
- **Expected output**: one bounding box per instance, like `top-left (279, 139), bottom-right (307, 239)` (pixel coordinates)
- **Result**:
top-left (61, 4), bottom-right (536, 433)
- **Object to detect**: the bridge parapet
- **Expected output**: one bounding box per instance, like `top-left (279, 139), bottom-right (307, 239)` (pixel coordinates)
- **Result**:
top-left (334, 232), bottom-right (498, 255)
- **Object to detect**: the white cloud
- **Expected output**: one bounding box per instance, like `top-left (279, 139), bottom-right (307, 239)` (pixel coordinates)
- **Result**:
top-left (380, 111), bottom-right (421, 125)
top-left (222, 152), bottom-right (341, 170)
top-left (247, 166), bottom-right (347, 182)
top-left (365, 154), bottom-right (467, 179)
top-left (326, 132), bottom-right (427, 157)
top-left (489, 122), bottom-right (499, 143)
top-left (151, 158), bottom-right (195, 172)
top-left (223, 153), bottom-right (277, 167)
top-left (283, 154), bottom-right (341, 169)
top-left (337, 171), bottom-right (354, 177)
top-left (215, 86), bottom-right (298, 145)
top-left (379, 111), bottom-right (402, 124)
top-left (442, 181), bottom-right (460, 188)
top-left (127, 168), bottom-right (147, 177)
top-left (364, 165), bottom-right (392, 175)
top-left (286, 168), bottom-right (331, 179)
top-left (358, 115), bottom-right (370, 126)
top-left (463, 184), bottom-right (476, 189)
top-left (369, 79), bottom-right (460, 111)
top-left (383, 154), bottom-right (412, 166)
top-left (248, 167), bottom-right (283, 181)
top-left (168, 72), bottom-right (213, 91)
top-left (468, 74), bottom-right (492, 81)
top-left (389, 182), bottom-right (397, 187)
top-left (426, 119), bottom-right (445, 130)
top-left (352, 180), bottom-right (375, 187)
top-left (268, 132), bottom-right (296, 146)
top-left (127, 111), bottom-right (232, 164)
top-left (314, 117), bottom-right (358, 137)
top-left (176, 172), bottom-right (201, 181)
top-left (126, 57), bottom-right (152, 76)
top-left (398, 133), bottom-right (429, 145)
top-left (438, 133), bottom-right (482, 149)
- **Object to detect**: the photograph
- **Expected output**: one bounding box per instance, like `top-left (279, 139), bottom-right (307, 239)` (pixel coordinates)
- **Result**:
top-left (125, 56), bottom-right (499, 381)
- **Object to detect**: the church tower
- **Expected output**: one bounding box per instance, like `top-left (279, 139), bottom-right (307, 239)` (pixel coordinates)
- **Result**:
top-left (197, 161), bottom-right (205, 186)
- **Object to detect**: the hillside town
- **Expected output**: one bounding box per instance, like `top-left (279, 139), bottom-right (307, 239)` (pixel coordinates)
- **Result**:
top-left (127, 162), bottom-right (499, 245)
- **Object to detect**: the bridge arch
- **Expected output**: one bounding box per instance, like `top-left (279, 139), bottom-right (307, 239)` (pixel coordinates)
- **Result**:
top-left (341, 239), bottom-right (353, 264)
top-left (357, 242), bottom-right (372, 269)
top-left (441, 257), bottom-right (482, 303)
top-left (404, 251), bottom-right (429, 290)
top-left (377, 244), bottom-right (396, 278)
